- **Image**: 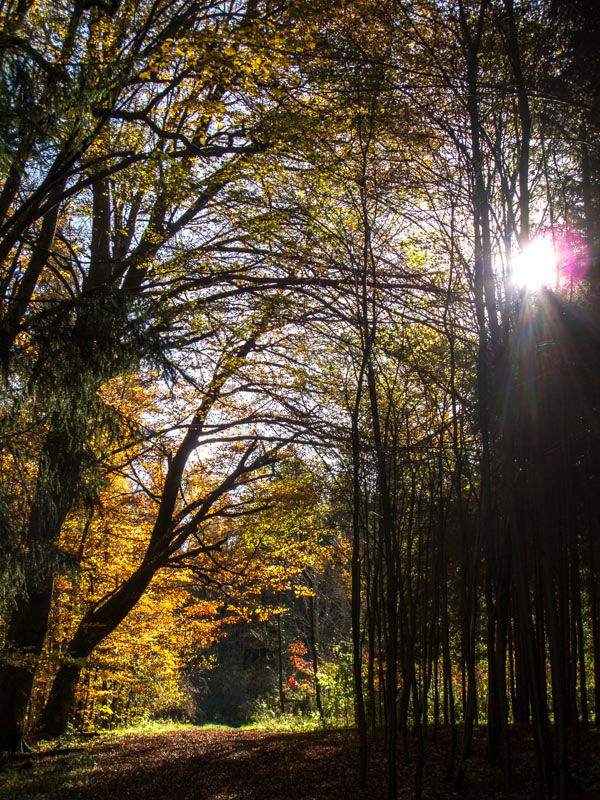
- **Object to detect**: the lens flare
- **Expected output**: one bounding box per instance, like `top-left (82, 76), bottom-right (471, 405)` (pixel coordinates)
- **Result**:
top-left (510, 230), bottom-right (589, 293)
top-left (511, 236), bottom-right (558, 291)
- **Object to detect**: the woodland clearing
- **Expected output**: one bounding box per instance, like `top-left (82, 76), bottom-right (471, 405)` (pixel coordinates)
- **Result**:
top-left (1, 725), bottom-right (600, 800)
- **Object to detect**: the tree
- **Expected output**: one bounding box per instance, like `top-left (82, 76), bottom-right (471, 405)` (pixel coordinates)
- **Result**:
top-left (0, 0), bottom-right (333, 750)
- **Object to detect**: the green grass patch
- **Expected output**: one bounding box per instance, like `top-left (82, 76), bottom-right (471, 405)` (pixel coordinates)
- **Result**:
top-left (245, 702), bottom-right (345, 733)
top-left (0, 748), bottom-right (97, 800)
top-left (106, 719), bottom-right (203, 737)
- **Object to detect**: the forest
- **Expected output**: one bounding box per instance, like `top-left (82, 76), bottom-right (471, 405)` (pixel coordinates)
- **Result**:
top-left (1, 0), bottom-right (599, 798)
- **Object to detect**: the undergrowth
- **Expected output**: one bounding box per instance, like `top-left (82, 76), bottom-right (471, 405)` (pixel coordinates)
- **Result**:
top-left (247, 700), bottom-right (347, 732)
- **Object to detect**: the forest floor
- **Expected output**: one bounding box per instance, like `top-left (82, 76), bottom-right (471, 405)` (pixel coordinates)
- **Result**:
top-left (1, 724), bottom-right (600, 800)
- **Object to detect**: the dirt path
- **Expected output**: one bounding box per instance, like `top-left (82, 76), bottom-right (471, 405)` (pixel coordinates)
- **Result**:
top-left (2, 727), bottom-right (599, 799)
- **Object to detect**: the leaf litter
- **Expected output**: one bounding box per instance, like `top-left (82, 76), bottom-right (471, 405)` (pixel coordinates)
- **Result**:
top-left (1, 726), bottom-right (599, 799)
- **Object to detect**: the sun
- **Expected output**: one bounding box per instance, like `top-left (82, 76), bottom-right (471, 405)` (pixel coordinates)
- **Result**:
top-left (510, 236), bottom-right (558, 291)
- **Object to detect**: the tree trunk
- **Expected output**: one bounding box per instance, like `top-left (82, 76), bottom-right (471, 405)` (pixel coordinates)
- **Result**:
top-left (277, 613), bottom-right (285, 714)
top-left (307, 590), bottom-right (324, 721)
top-left (39, 562), bottom-right (157, 736)
top-left (351, 356), bottom-right (368, 784)
top-left (0, 574), bottom-right (53, 751)
top-left (0, 422), bottom-right (83, 751)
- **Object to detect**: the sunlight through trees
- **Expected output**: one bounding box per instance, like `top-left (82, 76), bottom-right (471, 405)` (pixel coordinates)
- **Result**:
top-left (1, 2), bottom-right (600, 799)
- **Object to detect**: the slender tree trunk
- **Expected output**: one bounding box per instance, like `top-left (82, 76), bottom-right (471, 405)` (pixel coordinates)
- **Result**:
top-left (307, 590), bottom-right (324, 721)
top-left (441, 582), bottom-right (457, 780)
top-left (277, 613), bottom-right (285, 714)
top-left (588, 527), bottom-right (600, 726)
top-left (351, 357), bottom-right (368, 784)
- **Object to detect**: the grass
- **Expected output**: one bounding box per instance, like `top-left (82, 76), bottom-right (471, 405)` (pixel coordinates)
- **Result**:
top-left (245, 699), bottom-right (351, 733)
top-left (0, 717), bottom-right (339, 799)
top-left (100, 719), bottom-right (204, 737)
top-left (28, 719), bottom-right (206, 751)
top-left (0, 748), bottom-right (96, 800)
top-left (245, 711), bottom-right (331, 733)
top-left (0, 721), bottom-right (203, 800)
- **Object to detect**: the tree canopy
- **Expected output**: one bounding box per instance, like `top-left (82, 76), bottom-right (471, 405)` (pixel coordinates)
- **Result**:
top-left (1, 2), bottom-right (600, 799)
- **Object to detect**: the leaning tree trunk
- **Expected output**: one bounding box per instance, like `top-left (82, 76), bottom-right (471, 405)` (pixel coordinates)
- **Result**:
top-left (39, 348), bottom-right (274, 736)
top-left (38, 560), bottom-right (159, 736)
